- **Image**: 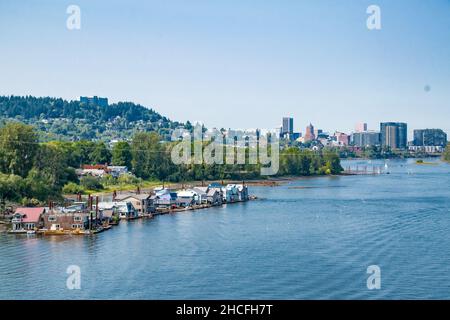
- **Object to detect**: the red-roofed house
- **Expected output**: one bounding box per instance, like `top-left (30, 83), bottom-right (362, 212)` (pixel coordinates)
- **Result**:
top-left (11, 207), bottom-right (46, 233)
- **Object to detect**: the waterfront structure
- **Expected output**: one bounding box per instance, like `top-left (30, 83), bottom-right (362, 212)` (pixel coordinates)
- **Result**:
top-left (192, 187), bottom-right (209, 204)
top-left (153, 189), bottom-right (178, 209)
top-left (11, 207), bottom-right (46, 232)
top-left (114, 193), bottom-right (154, 215)
top-left (221, 184), bottom-right (248, 203)
top-left (355, 123), bottom-right (368, 133)
top-left (413, 129), bottom-right (447, 147)
top-left (380, 122), bottom-right (407, 149)
top-left (207, 188), bottom-right (223, 205)
top-left (80, 96), bottom-right (108, 107)
top-left (351, 131), bottom-right (381, 147)
top-left (236, 184), bottom-right (249, 201)
top-left (7, 183), bottom-right (251, 235)
top-left (96, 203), bottom-right (119, 224)
top-left (42, 210), bottom-right (91, 231)
top-left (282, 117), bottom-right (294, 136)
top-left (176, 190), bottom-right (200, 207)
top-left (304, 123), bottom-right (315, 142)
top-left (409, 145), bottom-right (444, 154)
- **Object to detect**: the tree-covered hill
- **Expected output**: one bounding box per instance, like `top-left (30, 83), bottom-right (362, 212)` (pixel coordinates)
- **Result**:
top-left (0, 95), bottom-right (185, 141)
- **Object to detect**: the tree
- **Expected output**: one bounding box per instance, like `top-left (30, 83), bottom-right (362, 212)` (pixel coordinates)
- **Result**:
top-left (323, 151), bottom-right (344, 174)
top-left (80, 176), bottom-right (103, 191)
top-left (0, 122), bottom-right (38, 177)
top-left (444, 143), bottom-right (450, 162)
top-left (33, 143), bottom-right (74, 189)
top-left (25, 168), bottom-right (56, 201)
top-left (62, 182), bottom-right (84, 194)
top-left (131, 132), bottom-right (167, 180)
top-left (90, 142), bottom-right (112, 164)
top-left (112, 141), bottom-right (132, 169)
top-left (0, 173), bottom-right (27, 202)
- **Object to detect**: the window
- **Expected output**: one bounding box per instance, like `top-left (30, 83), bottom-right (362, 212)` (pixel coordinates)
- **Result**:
top-left (48, 216), bottom-right (57, 222)
top-left (74, 216), bottom-right (82, 222)
top-left (71, 224), bottom-right (83, 229)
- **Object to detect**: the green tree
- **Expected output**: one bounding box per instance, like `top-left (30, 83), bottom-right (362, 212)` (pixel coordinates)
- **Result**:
top-left (80, 176), bottom-right (103, 191)
top-left (444, 143), bottom-right (450, 162)
top-left (112, 141), bottom-right (132, 169)
top-left (0, 122), bottom-right (38, 177)
top-left (131, 132), bottom-right (167, 180)
top-left (25, 168), bottom-right (56, 201)
top-left (323, 151), bottom-right (344, 174)
top-left (0, 173), bottom-right (27, 202)
top-left (90, 142), bottom-right (112, 164)
top-left (62, 182), bottom-right (84, 194)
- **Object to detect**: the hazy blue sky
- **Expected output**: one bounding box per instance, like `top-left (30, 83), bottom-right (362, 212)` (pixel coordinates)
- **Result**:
top-left (0, 0), bottom-right (449, 137)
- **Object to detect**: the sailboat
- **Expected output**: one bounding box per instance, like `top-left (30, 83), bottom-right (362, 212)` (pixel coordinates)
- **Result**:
top-left (384, 162), bottom-right (390, 174)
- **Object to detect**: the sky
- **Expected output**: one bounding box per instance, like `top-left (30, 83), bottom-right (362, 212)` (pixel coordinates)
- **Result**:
top-left (0, 0), bottom-right (449, 138)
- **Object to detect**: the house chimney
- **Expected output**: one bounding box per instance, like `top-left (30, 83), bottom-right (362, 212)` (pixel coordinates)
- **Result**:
top-left (113, 190), bottom-right (117, 201)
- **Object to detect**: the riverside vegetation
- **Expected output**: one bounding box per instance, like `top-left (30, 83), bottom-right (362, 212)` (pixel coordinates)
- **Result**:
top-left (0, 121), bottom-right (343, 206)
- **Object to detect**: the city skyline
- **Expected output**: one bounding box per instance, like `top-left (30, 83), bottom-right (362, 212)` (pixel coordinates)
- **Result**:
top-left (1, 0), bottom-right (450, 135)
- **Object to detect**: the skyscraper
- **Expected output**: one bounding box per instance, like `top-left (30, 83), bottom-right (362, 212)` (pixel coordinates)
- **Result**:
top-left (351, 131), bottom-right (381, 147)
top-left (304, 123), bottom-right (315, 142)
top-left (413, 129), bottom-right (447, 147)
top-left (380, 122), bottom-right (407, 149)
top-left (282, 117), bottom-right (294, 136)
top-left (355, 123), bottom-right (368, 133)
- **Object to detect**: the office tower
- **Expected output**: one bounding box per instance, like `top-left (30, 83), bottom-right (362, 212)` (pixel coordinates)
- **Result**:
top-left (335, 132), bottom-right (350, 146)
top-left (282, 117), bottom-right (294, 135)
top-left (351, 131), bottom-right (381, 147)
top-left (380, 122), bottom-right (407, 149)
top-left (355, 123), bottom-right (368, 133)
top-left (304, 123), bottom-right (315, 142)
top-left (413, 129), bottom-right (447, 147)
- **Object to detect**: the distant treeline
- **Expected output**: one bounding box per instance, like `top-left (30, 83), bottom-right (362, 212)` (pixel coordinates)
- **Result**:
top-left (0, 122), bottom-right (343, 205)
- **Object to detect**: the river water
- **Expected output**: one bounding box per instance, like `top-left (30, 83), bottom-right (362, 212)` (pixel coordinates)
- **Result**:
top-left (1, 158), bottom-right (450, 299)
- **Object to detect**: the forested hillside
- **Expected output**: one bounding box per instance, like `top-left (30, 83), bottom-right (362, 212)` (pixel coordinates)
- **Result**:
top-left (0, 96), bottom-right (185, 141)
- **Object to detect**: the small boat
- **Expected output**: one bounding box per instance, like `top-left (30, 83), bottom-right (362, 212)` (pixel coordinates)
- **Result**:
top-left (26, 230), bottom-right (36, 235)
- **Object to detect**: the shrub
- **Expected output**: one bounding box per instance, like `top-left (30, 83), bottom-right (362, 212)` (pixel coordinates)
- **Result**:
top-left (80, 176), bottom-right (103, 191)
top-left (62, 182), bottom-right (85, 194)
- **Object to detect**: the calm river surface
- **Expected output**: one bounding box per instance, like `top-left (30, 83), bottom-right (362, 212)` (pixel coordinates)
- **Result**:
top-left (1, 158), bottom-right (450, 299)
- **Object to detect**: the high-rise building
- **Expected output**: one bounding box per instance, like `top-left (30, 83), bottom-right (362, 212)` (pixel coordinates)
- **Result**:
top-left (304, 123), bottom-right (315, 142)
top-left (80, 96), bottom-right (109, 107)
top-left (351, 131), bottom-right (381, 147)
top-left (380, 122), bottom-right (407, 149)
top-left (335, 132), bottom-right (350, 146)
top-left (413, 129), bottom-right (447, 147)
top-left (355, 123), bottom-right (368, 133)
top-left (314, 128), bottom-right (323, 137)
top-left (282, 117), bottom-right (294, 135)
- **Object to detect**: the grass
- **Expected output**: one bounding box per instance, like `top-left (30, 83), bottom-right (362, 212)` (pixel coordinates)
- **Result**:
top-left (74, 180), bottom-right (163, 196)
